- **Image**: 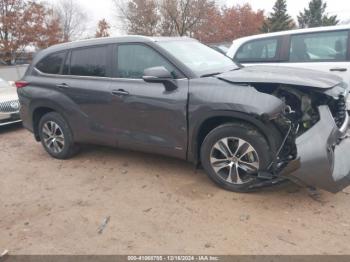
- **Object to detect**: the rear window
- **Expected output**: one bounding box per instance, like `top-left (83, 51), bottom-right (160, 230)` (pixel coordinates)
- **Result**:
top-left (289, 31), bottom-right (349, 62)
top-left (70, 46), bottom-right (108, 77)
top-left (36, 52), bottom-right (66, 74)
top-left (235, 38), bottom-right (279, 62)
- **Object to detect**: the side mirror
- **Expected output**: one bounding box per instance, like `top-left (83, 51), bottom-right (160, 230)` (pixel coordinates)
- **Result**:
top-left (143, 66), bottom-right (178, 91)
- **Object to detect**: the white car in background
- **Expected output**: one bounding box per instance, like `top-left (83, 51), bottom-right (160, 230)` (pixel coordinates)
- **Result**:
top-left (227, 25), bottom-right (350, 107)
top-left (0, 78), bottom-right (21, 126)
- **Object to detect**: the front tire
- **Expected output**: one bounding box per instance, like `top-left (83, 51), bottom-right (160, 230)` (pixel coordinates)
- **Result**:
top-left (38, 112), bottom-right (79, 159)
top-left (200, 123), bottom-right (272, 193)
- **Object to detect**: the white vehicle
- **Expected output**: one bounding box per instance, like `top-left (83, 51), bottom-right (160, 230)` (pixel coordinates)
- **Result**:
top-left (0, 78), bottom-right (21, 126)
top-left (227, 25), bottom-right (350, 88)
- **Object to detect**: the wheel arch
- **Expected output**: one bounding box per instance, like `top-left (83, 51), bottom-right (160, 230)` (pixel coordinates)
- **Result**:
top-left (189, 111), bottom-right (282, 166)
top-left (31, 101), bottom-right (72, 142)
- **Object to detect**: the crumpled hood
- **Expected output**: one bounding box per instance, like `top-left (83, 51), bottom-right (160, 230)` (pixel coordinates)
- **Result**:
top-left (0, 86), bottom-right (18, 102)
top-left (218, 65), bottom-right (344, 89)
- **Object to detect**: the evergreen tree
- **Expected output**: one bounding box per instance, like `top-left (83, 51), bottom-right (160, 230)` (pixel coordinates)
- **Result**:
top-left (298, 0), bottom-right (338, 28)
top-left (261, 0), bottom-right (295, 33)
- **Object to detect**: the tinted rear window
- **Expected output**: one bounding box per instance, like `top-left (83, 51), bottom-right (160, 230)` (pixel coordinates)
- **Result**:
top-left (70, 46), bottom-right (108, 77)
top-left (36, 52), bottom-right (66, 74)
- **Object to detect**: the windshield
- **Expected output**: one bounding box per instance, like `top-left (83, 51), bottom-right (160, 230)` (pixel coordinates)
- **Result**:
top-left (158, 40), bottom-right (238, 76)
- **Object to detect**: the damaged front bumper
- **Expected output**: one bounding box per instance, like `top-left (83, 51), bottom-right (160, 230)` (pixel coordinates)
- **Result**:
top-left (283, 105), bottom-right (350, 193)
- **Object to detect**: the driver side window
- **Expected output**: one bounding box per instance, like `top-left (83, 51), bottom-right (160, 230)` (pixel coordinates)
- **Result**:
top-left (117, 44), bottom-right (178, 79)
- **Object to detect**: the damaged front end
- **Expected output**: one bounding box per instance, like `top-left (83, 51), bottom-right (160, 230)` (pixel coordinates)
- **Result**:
top-left (256, 83), bottom-right (350, 193)
top-left (218, 66), bottom-right (350, 193)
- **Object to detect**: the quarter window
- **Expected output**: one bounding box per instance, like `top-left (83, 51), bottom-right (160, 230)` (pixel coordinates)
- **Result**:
top-left (117, 44), bottom-right (178, 79)
top-left (70, 46), bottom-right (108, 77)
top-left (289, 31), bottom-right (349, 62)
top-left (36, 52), bottom-right (66, 74)
top-left (235, 38), bottom-right (279, 62)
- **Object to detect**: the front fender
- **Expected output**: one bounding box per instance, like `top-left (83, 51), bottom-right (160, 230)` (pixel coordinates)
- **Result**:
top-left (188, 78), bottom-right (285, 118)
top-left (187, 78), bottom-right (285, 164)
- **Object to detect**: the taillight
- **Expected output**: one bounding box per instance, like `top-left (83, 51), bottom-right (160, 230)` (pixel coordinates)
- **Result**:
top-left (15, 81), bottom-right (29, 89)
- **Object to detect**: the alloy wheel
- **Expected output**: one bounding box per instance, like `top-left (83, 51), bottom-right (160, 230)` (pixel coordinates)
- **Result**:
top-left (42, 121), bottom-right (65, 154)
top-left (210, 137), bottom-right (260, 185)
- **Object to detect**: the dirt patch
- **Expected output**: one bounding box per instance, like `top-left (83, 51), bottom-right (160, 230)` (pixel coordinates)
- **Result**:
top-left (1, 124), bottom-right (350, 255)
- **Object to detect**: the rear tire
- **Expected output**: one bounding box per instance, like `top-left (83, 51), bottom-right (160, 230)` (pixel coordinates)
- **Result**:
top-left (200, 123), bottom-right (272, 193)
top-left (38, 112), bottom-right (79, 159)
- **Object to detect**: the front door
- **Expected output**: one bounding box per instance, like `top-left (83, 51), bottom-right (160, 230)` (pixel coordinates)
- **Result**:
top-left (109, 44), bottom-right (189, 159)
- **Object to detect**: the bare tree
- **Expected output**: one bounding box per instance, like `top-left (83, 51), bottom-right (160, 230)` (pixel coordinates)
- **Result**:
top-left (113, 0), bottom-right (159, 36)
top-left (53, 0), bottom-right (87, 41)
top-left (160, 0), bottom-right (216, 36)
top-left (114, 0), bottom-right (215, 37)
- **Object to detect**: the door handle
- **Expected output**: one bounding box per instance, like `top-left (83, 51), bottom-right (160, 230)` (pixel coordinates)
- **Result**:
top-left (330, 68), bottom-right (347, 72)
top-left (56, 83), bottom-right (70, 89)
top-left (112, 89), bottom-right (130, 96)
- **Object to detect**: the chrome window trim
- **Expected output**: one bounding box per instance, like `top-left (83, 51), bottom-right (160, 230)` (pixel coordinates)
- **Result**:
top-left (34, 67), bottom-right (188, 82)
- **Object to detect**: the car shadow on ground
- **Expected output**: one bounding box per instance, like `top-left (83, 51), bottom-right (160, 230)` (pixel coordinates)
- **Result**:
top-left (71, 144), bottom-right (334, 210)
top-left (75, 143), bottom-right (307, 196)
top-left (0, 122), bottom-right (23, 135)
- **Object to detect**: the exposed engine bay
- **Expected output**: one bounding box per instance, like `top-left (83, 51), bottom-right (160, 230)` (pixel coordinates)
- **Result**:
top-left (251, 83), bottom-right (348, 177)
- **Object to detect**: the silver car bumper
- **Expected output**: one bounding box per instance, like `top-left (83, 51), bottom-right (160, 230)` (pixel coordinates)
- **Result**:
top-left (284, 106), bottom-right (350, 193)
top-left (0, 112), bottom-right (21, 126)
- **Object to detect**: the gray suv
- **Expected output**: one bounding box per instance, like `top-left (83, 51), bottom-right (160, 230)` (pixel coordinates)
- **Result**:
top-left (17, 36), bottom-right (350, 193)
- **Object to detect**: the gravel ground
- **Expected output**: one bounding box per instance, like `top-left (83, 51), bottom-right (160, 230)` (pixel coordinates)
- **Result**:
top-left (1, 124), bottom-right (350, 255)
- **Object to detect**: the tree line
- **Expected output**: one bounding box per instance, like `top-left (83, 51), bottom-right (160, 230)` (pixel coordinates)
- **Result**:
top-left (117, 0), bottom-right (339, 41)
top-left (0, 0), bottom-right (340, 65)
top-left (0, 0), bottom-right (109, 64)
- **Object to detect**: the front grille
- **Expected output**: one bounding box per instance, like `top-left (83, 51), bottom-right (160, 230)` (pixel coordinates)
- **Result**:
top-left (333, 96), bottom-right (347, 128)
top-left (0, 100), bottom-right (20, 113)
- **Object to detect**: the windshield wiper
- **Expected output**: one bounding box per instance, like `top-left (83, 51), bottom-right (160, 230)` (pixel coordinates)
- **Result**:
top-left (200, 72), bottom-right (222, 78)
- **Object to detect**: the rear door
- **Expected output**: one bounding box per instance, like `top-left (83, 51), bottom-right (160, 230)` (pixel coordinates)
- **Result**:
top-left (285, 30), bottom-right (350, 85)
top-left (57, 45), bottom-right (116, 142)
top-left (108, 43), bottom-right (189, 159)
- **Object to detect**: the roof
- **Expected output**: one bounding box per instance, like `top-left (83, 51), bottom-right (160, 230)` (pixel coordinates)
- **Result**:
top-left (32, 35), bottom-right (196, 66)
top-left (44, 35), bottom-right (195, 53)
top-left (232, 24), bottom-right (350, 44)
top-left (227, 24), bottom-right (350, 57)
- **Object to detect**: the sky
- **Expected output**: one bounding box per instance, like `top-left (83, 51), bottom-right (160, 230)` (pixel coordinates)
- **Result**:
top-left (49, 0), bottom-right (350, 36)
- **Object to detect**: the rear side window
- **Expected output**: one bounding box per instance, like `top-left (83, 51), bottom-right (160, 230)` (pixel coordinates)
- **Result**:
top-left (36, 52), bottom-right (66, 74)
top-left (289, 31), bottom-right (349, 62)
top-left (117, 44), bottom-right (178, 79)
top-left (70, 46), bottom-right (108, 77)
top-left (235, 38), bottom-right (279, 62)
